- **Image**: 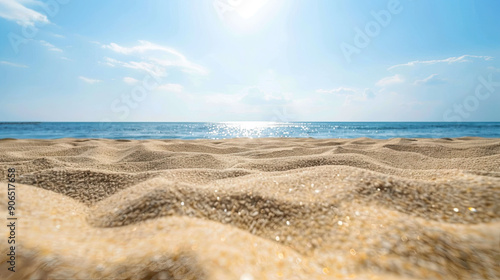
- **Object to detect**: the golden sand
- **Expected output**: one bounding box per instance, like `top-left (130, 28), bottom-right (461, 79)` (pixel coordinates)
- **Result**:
top-left (0, 137), bottom-right (499, 279)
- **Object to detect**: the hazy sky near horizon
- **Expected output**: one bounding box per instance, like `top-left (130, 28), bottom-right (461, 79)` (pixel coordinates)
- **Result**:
top-left (0, 0), bottom-right (499, 122)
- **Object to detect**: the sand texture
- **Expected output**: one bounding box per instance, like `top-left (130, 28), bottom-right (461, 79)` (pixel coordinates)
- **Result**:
top-left (0, 137), bottom-right (499, 279)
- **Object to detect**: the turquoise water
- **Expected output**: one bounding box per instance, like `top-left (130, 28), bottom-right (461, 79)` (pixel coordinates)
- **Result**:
top-left (0, 122), bottom-right (499, 139)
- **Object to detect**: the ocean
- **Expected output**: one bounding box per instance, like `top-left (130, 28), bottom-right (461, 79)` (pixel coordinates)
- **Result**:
top-left (0, 122), bottom-right (499, 140)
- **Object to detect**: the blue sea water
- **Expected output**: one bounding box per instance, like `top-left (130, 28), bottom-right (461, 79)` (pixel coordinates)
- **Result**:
top-left (0, 122), bottom-right (499, 140)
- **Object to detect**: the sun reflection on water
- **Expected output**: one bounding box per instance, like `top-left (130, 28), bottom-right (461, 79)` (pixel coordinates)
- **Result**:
top-left (208, 121), bottom-right (301, 139)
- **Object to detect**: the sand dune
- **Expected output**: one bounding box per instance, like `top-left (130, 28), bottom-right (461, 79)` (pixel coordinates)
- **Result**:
top-left (0, 137), bottom-right (499, 279)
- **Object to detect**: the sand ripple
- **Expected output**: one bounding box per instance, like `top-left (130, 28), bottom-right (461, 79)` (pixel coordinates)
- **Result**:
top-left (0, 137), bottom-right (499, 279)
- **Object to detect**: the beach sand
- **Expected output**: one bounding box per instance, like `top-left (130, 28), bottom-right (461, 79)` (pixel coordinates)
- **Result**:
top-left (0, 137), bottom-right (499, 279)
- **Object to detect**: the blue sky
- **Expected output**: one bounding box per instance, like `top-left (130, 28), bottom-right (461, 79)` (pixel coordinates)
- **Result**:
top-left (0, 0), bottom-right (499, 121)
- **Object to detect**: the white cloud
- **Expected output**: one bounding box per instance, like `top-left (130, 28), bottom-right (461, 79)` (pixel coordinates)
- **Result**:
top-left (316, 87), bottom-right (374, 106)
top-left (157, 83), bottom-right (183, 93)
top-left (0, 0), bottom-right (49, 26)
top-left (203, 86), bottom-right (291, 109)
top-left (104, 57), bottom-right (166, 77)
top-left (102, 57), bottom-right (118, 67)
top-left (204, 92), bottom-right (242, 105)
top-left (316, 87), bottom-right (358, 95)
top-left (102, 41), bottom-right (163, 55)
top-left (239, 87), bottom-right (290, 106)
top-left (376, 74), bottom-right (404, 87)
top-left (0, 61), bottom-right (28, 68)
top-left (79, 76), bottom-right (101, 84)
top-left (40, 40), bottom-right (62, 52)
top-left (388, 55), bottom-right (493, 70)
top-left (123, 77), bottom-right (139, 84)
top-left (413, 74), bottom-right (446, 86)
top-left (148, 56), bottom-right (207, 75)
top-left (101, 40), bottom-right (207, 76)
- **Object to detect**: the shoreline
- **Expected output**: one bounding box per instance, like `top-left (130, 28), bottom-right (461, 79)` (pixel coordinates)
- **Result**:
top-left (1, 135), bottom-right (499, 141)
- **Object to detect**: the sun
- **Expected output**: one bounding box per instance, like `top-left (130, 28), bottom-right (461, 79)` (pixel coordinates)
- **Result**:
top-left (234, 0), bottom-right (271, 19)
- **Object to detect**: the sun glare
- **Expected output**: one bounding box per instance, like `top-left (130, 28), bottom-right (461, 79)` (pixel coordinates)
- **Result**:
top-left (234, 0), bottom-right (271, 19)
